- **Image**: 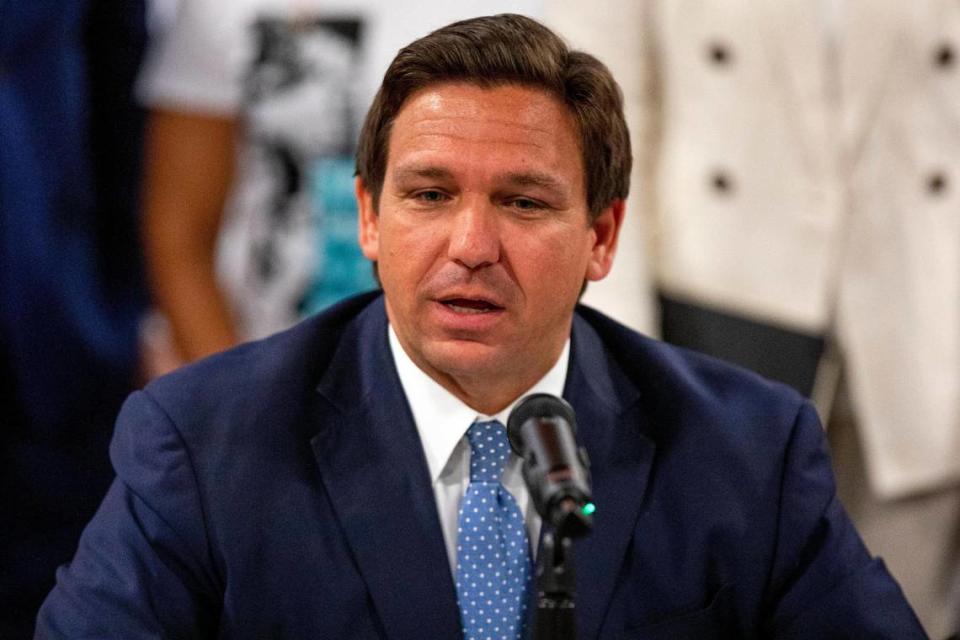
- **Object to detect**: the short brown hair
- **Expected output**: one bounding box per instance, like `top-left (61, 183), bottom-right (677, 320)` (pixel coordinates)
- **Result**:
top-left (356, 13), bottom-right (631, 219)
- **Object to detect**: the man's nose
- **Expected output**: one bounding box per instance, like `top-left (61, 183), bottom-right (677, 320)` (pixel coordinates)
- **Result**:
top-left (447, 202), bottom-right (501, 269)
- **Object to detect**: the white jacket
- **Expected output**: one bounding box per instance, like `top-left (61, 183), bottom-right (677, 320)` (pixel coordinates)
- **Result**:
top-left (548, 0), bottom-right (960, 498)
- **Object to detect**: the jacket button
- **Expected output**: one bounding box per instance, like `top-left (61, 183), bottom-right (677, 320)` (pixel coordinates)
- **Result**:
top-left (706, 41), bottom-right (733, 67)
top-left (934, 43), bottom-right (955, 69)
top-left (710, 170), bottom-right (735, 195)
top-left (927, 171), bottom-right (949, 195)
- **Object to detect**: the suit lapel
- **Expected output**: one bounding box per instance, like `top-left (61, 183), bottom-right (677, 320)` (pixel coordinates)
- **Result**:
top-left (563, 313), bottom-right (656, 640)
top-left (310, 299), bottom-right (461, 639)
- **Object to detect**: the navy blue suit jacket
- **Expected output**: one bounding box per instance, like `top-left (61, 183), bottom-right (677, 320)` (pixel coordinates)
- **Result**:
top-left (37, 293), bottom-right (925, 638)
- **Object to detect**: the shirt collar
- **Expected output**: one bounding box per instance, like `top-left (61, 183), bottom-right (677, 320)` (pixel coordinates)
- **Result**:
top-left (388, 325), bottom-right (570, 485)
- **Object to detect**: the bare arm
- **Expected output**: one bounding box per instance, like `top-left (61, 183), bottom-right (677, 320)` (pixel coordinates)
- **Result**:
top-left (142, 109), bottom-right (240, 362)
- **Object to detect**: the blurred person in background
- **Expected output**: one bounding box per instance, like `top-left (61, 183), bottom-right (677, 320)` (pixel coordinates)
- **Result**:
top-left (138, 0), bottom-right (544, 374)
top-left (548, 1), bottom-right (960, 636)
top-left (0, 0), bottom-right (149, 635)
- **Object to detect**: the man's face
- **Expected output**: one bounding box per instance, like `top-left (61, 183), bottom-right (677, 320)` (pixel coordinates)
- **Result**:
top-left (357, 82), bottom-right (622, 410)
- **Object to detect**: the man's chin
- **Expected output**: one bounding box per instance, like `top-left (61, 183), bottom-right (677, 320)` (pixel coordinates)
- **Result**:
top-left (423, 339), bottom-right (505, 377)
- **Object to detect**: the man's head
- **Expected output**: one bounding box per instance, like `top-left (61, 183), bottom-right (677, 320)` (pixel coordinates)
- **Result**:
top-left (356, 13), bottom-right (631, 218)
top-left (355, 14), bottom-right (631, 413)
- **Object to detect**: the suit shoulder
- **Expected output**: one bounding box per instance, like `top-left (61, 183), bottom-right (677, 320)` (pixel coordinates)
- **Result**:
top-left (576, 305), bottom-right (809, 440)
top-left (141, 291), bottom-right (382, 430)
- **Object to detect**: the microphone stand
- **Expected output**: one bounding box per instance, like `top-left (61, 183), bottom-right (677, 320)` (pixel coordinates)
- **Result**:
top-left (506, 394), bottom-right (593, 640)
top-left (534, 530), bottom-right (577, 640)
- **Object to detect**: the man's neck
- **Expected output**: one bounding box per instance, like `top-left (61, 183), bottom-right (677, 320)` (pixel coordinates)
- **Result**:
top-left (438, 374), bottom-right (541, 416)
top-left (387, 326), bottom-right (571, 416)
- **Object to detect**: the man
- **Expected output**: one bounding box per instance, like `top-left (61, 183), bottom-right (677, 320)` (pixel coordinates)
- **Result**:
top-left (37, 14), bottom-right (925, 638)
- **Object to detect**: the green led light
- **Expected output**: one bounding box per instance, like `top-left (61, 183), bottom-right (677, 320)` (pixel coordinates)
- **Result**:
top-left (581, 502), bottom-right (596, 516)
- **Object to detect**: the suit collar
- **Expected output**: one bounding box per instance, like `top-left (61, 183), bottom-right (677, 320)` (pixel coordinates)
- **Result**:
top-left (564, 312), bottom-right (656, 640)
top-left (311, 297), bottom-right (462, 639)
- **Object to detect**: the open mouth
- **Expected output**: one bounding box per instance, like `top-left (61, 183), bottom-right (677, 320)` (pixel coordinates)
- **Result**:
top-left (440, 298), bottom-right (504, 314)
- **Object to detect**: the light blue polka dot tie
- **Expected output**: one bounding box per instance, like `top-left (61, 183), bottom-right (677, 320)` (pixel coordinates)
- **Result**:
top-left (456, 420), bottom-right (533, 640)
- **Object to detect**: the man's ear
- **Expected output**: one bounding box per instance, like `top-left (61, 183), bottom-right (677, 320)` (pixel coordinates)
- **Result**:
top-left (585, 198), bottom-right (625, 281)
top-left (356, 177), bottom-right (379, 261)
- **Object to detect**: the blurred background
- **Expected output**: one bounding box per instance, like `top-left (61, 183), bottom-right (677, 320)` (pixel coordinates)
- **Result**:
top-left (2, 0), bottom-right (958, 637)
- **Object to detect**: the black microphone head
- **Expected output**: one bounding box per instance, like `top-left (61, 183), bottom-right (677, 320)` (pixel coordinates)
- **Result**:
top-left (507, 393), bottom-right (576, 454)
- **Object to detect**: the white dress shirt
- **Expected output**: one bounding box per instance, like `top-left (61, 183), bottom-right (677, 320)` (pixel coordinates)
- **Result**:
top-left (388, 325), bottom-right (570, 575)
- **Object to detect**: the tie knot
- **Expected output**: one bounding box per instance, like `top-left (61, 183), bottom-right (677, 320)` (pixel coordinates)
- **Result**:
top-left (466, 420), bottom-right (511, 484)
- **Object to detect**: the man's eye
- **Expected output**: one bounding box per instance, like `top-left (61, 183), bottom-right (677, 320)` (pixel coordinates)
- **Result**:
top-left (415, 190), bottom-right (448, 203)
top-left (508, 198), bottom-right (544, 211)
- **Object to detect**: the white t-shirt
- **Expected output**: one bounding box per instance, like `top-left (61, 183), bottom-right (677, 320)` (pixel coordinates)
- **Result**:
top-left (139, 0), bottom-right (544, 340)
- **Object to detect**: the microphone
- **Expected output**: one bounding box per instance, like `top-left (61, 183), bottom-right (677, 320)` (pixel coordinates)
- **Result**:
top-left (507, 393), bottom-right (594, 538)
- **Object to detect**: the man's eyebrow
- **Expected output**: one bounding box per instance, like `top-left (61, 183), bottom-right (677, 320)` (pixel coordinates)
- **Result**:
top-left (392, 165), bottom-right (454, 184)
top-left (391, 166), bottom-right (571, 197)
top-left (497, 171), bottom-right (570, 197)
